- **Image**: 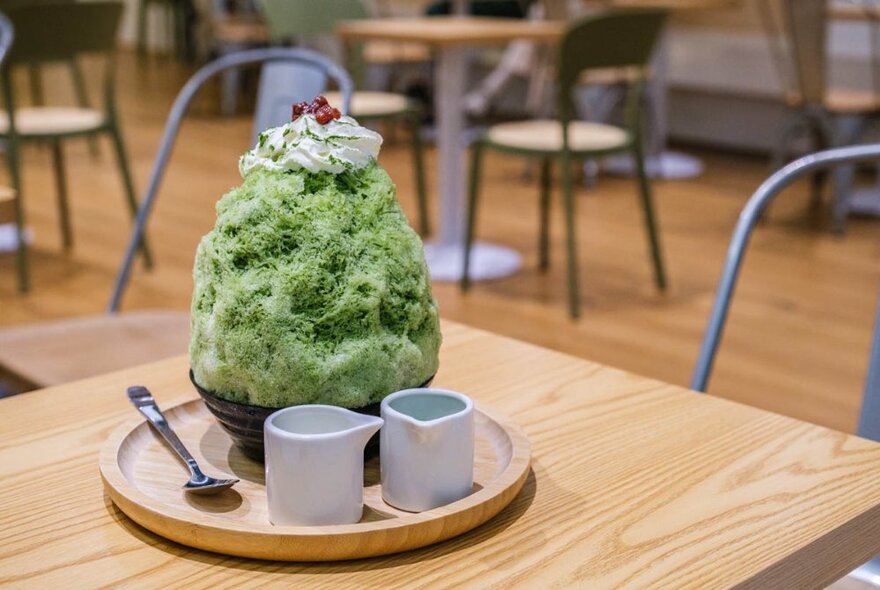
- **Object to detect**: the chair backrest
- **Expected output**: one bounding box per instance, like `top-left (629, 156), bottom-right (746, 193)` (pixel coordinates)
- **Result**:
top-left (257, 0), bottom-right (368, 41)
top-left (2, 1), bottom-right (122, 64)
top-left (557, 9), bottom-right (667, 127)
top-left (108, 47), bottom-right (353, 312)
top-left (691, 144), bottom-right (880, 441)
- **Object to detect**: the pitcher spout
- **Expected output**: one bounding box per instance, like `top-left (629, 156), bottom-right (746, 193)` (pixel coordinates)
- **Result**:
top-left (349, 414), bottom-right (384, 448)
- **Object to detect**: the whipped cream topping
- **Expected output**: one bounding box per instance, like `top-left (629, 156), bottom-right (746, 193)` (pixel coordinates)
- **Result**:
top-left (239, 115), bottom-right (383, 176)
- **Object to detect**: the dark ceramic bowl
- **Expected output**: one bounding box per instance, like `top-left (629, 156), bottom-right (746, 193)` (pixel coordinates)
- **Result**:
top-left (190, 370), bottom-right (434, 463)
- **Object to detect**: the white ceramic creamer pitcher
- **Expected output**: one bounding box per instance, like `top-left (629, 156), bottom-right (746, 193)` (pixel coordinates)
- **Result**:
top-left (380, 388), bottom-right (474, 512)
top-left (264, 405), bottom-right (383, 526)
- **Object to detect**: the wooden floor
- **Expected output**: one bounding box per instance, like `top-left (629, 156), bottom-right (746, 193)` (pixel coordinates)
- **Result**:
top-left (1, 52), bottom-right (879, 437)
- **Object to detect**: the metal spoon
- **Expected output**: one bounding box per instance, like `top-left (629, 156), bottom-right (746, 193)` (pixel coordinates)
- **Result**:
top-left (127, 386), bottom-right (238, 495)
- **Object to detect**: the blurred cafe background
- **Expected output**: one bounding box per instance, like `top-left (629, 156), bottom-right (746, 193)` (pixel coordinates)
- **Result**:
top-left (1, 0), bottom-right (879, 459)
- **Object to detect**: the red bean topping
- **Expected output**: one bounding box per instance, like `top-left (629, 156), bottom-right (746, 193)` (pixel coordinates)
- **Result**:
top-left (291, 95), bottom-right (342, 124)
top-left (291, 101), bottom-right (308, 119)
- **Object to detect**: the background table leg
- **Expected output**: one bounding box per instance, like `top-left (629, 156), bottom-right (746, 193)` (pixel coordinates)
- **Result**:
top-left (423, 45), bottom-right (522, 282)
top-left (605, 28), bottom-right (704, 180)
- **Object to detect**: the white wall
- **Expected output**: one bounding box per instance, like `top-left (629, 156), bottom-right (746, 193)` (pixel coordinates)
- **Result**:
top-left (667, 19), bottom-right (880, 151)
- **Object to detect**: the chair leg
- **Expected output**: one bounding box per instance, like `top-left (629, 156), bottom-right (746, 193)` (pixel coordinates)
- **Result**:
top-left (770, 114), bottom-right (801, 174)
top-left (68, 59), bottom-right (100, 158)
top-left (50, 140), bottom-right (73, 251)
top-left (539, 158), bottom-right (551, 272)
top-left (12, 193), bottom-right (28, 293)
top-left (219, 45), bottom-right (243, 117)
top-left (221, 70), bottom-right (239, 116)
top-left (408, 110), bottom-right (430, 235)
top-left (763, 113), bottom-right (802, 224)
top-left (461, 142), bottom-right (484, 292)
top-left (831, 114), bottom-right (867, 235)
top-left (831, 162), bottom-right (856, 236)
top-left (809, 170), bottom-right (827, 211)
top-left (180, 0), bottom-right (197, 62)
top-left (137, 0), bottom-right (148, 60)
top-left (173, 1), bottom-right (185, 60)
top-left (28, 65), bottom-right (44, 106)
top-left (808, 119), bottom-right (832, 211)
top-left (561, 153), bottom-right (581, 319)
top-left (633, 145), bottom-right (667, 292)
top-left (7, 135), bottom-right (28, 292)
top-left (108, 123), bottom-right (153, 268)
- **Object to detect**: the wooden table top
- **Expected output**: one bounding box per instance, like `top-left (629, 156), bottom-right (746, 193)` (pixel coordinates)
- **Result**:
top-left (4, 320), bottom-right (880, 588)
top-left (609, 0), bottom-right (740, 9)
top-left (335, 1), bottom-right (740, 45)
top-left (336, 16), bottom-right (565, 46)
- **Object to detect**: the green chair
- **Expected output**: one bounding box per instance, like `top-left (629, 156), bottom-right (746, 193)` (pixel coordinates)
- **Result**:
top-left (256, 0), bottom-right (430, 236)
top-left (462, 9), bottom-right (669, 319)
top-left (0, 0), bottom-right (98, 157)
top-left (2, 1), bottom-right (151, 292)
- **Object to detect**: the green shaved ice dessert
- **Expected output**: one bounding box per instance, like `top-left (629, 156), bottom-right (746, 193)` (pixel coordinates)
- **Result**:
top-left (190, 105), bottom-right (440, 408)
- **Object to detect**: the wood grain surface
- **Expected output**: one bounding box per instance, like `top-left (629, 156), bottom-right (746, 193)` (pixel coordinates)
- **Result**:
top-left (0, 310), bottom-right (189, 387)
top-left (4, 321), bottom-right (880, 588)
top-left (99, 398), bottom-right (530, 561)
top-left (336, 16), bottom-right (565, 46)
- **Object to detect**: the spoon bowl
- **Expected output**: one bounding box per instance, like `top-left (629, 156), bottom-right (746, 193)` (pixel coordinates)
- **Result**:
top-left (184, 476), bottom-right (239, 495)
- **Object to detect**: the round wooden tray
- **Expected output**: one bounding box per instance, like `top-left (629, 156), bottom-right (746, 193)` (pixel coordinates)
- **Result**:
top-left (99, 397), bottom-right (531, 561)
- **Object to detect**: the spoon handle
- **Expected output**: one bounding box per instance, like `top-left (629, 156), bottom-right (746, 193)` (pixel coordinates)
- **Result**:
top-left (127, 386), bottom-right (202, 477)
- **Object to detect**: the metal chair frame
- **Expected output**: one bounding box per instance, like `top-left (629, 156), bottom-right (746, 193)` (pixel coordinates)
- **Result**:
top-left (108, 47), bottom-right (353, 311)
top-left (691, 144), bottom-right (880, 439)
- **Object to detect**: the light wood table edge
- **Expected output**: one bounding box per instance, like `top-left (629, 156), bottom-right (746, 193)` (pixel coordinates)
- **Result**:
top-left (735, 499), bottom-right (880, 589)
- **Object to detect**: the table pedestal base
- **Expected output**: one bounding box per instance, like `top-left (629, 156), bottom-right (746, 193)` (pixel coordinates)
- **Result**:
top-left (423, 241), bottom-right (522, 282)
top-left (604, 150), bottom-right (704, 180)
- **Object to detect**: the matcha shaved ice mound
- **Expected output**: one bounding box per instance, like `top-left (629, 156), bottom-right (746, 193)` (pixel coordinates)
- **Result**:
top-left (190, 108), bottom-right (440, 408)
